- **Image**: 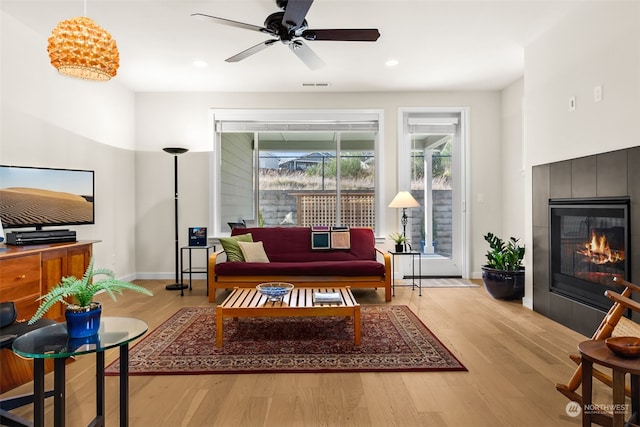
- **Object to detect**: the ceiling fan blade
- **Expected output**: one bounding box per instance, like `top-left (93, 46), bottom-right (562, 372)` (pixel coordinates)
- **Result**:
top-left (226, 39), bottom-right (278, 63)
top-left (191, 13), bottom-right (271, 35)
top-left (302, 28), bottom-right (381, 42)
top-left (282, 0), bottom-right (314, 29)
top-left (289, 40), bottom-right (325, 70)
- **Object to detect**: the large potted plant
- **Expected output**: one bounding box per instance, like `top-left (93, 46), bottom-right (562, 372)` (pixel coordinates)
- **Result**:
top-left (481, 232), bottom-right (525, 300)
top-left (29, 257), bottom-right (153, 338)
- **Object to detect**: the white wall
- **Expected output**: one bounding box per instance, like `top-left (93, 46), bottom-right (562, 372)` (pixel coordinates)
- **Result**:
top-left (501, 79), bottom-right (526, 244)
top-left (134, 91), bottom-right (503, 278)
top-left (134, 150), bottom-right (211, 278)
top-left (525, 1), bottom-right (640, 166)
top-left (523, 1), bottom-right (640, 307)
top-left (1, 12), bottom-right (138, 278)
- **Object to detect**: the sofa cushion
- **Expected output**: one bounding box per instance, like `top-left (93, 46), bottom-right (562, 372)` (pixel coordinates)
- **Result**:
top-left (231, 227), bottom-right (376, 262)
top-left (219, 233), bottom-right (253, 262)
top-left (215, 260), bottom-right (385, 276)
top-left (238, 241), bottom-right (270, 263)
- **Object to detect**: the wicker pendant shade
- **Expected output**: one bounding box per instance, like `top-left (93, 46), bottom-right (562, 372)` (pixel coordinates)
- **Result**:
top-left (47, 16), bottom-right (119, 81)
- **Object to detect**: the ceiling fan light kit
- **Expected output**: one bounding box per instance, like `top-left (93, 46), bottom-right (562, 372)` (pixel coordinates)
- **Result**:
top-left (47, 16), bottom-right (119, 81)
top-left (192, 0), bottom-right (380, 70)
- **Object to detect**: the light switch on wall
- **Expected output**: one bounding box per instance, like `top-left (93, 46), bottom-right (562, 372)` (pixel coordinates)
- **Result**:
top-left (594, 85), bottom-right (602, 103)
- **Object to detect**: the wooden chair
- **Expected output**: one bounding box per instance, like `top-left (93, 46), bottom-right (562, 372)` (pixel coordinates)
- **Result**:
top-left (556, 277), bottom-right (640, 405)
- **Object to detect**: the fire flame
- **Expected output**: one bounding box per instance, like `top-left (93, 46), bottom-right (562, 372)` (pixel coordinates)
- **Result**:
top-left (577, 231), bottom-right (624, 265)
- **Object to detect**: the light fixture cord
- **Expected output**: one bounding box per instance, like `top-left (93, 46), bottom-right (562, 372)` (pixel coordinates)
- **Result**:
top-left (83, 0), bottom-right (87, 16)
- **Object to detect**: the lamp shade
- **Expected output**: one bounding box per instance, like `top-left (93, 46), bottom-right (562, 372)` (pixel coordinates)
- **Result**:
top-left (47, 16), bottom-right (119, 81)
top-left (388, 191), bottom-right (420, 208)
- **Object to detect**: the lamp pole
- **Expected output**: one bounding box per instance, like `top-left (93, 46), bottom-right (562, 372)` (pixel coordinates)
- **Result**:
top-left (163, 147), bottom-right (189, 293)
top-left (400, 207), bottom-right (409, 251)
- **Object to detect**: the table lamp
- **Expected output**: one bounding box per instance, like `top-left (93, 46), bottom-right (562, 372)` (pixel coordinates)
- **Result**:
top-left (388, 191), bottom-right (420, 251)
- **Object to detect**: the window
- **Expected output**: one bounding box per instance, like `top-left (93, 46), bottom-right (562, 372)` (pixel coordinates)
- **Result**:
top-left (213, 110), bottom-right (382, 235)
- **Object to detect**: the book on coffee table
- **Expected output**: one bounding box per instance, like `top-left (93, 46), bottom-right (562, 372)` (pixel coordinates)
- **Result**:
top-left (313, 292), bottom-right (343, 304)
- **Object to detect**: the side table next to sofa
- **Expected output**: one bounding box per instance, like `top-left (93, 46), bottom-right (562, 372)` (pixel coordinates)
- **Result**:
top-left (181, 244), bottom-right (215, 296)
top-left (388, 250), bottom-right (422, 297)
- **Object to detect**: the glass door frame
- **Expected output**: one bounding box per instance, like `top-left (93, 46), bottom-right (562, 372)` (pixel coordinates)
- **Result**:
top-left (397, 107), bottom-right (471, 278)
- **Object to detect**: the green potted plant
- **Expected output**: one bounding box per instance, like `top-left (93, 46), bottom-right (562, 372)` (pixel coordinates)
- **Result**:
top-left (29, 257), bottom-right (153, 338)
top-left (481, 232), bottom-right (525, 300)
top-left (388, 232), bottom-right (408, 252)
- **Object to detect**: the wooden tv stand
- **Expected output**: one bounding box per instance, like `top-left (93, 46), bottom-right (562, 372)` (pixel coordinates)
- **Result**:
top-left (0, 240), bottom-right (97, 392)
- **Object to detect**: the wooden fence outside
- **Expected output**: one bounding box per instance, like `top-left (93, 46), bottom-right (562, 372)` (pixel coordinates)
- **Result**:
top-left (290, 192), bottom-right (375, 227)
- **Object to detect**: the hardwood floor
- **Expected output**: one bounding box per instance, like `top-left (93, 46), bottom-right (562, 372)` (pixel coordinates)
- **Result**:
top-left (2, 279), bottom-right (611, 426)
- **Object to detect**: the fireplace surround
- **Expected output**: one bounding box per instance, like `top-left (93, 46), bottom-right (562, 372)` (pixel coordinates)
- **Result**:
top-left (532, 147), bottom-right (640, 336)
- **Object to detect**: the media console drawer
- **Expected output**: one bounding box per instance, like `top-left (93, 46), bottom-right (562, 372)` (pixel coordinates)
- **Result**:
top-left (0, 253), bottom-right (40, 289)
top-left (0, 254), bottom-right (41, 316)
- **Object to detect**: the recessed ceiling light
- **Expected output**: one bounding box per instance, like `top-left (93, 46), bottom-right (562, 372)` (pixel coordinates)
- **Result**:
top-left (193, 60), bottom-right (208, 68)
top-left (385, 59), bottom-right (399, 67)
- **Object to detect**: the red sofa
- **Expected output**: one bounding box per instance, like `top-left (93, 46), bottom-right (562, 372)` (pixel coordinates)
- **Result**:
top-left (208, 227), bottom-right (391, 302)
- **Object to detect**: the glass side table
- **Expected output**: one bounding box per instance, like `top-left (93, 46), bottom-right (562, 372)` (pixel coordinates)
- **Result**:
top-left (12, 317), bottom-right (148, 427)
top-left (388, 250), bottom-right (422, 297)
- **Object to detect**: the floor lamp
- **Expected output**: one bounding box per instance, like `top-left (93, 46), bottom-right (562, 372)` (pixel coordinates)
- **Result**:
top-left (163, 147), bottom-right (189, 293)
top-left (388, 191), bottom-right (420, 251)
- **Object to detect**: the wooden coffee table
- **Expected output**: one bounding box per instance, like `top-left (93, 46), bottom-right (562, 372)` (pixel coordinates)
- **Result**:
top-left (216, 286), bottom-right (361, 347)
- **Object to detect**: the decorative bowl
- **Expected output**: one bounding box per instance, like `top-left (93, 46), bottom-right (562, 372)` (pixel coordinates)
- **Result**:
top-left (605, 336), bottom-right (640, 358)
top-left (256, 282), bottom-right (294, 301)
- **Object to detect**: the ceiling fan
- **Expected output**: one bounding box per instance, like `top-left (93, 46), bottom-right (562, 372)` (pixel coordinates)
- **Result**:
top-left (192, 0), bottom-right (380, 70)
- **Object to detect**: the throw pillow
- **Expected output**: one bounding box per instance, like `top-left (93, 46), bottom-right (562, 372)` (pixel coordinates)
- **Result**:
top-left (219, 233), bottom-right (253, 262)
top-left (311, 226), bottom-right (331, 250)
top-left (311, 225), bottom-right (351, 250)
top-left (331, 230), bottom-right (351, 249)
top-left (238, 241), bottom-right (270, 263)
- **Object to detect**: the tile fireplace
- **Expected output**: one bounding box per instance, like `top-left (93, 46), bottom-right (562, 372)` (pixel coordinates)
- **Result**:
top-left (532, 147), bottom-right (640, 336)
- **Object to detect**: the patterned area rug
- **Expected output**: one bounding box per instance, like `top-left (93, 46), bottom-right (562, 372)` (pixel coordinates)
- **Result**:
top-left (105, 305), bottom-right (466, 375)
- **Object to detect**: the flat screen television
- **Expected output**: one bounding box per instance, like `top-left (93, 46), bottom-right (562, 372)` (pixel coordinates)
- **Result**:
top-left (0, 165), bottom-right (95, 230)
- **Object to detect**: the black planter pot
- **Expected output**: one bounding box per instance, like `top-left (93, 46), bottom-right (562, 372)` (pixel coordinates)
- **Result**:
top-left (394, 243), bottom-right (404, 252)
top-left (481, 266), bottom-right (525, 300)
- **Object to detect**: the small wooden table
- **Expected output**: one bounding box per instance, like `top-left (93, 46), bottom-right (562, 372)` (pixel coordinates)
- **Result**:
top-left (579, 339), bottom-right (640, 427)
top-left (216, 287), bottom-right (361, 347)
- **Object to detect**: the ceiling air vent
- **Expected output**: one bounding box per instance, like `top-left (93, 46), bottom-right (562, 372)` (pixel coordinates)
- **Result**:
top-left (301, 82), bottom-right (330, 87)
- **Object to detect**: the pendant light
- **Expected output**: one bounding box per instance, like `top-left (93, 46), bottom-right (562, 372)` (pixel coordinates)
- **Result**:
top-left (47, 1), bottom-right (119, 81)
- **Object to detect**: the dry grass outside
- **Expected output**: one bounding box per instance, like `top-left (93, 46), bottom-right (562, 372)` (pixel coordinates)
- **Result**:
top-left (259, 170), bottom-right (373, 191)
top-left (258, 170), bottom-right (452, 191)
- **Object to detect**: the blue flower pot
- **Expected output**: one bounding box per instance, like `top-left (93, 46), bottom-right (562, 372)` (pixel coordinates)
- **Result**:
top-left (65, 303), bottom-right (102, 338)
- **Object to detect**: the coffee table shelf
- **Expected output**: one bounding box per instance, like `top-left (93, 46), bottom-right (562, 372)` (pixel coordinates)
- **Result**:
top-left (216, 286), bottom-right (361, 347)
